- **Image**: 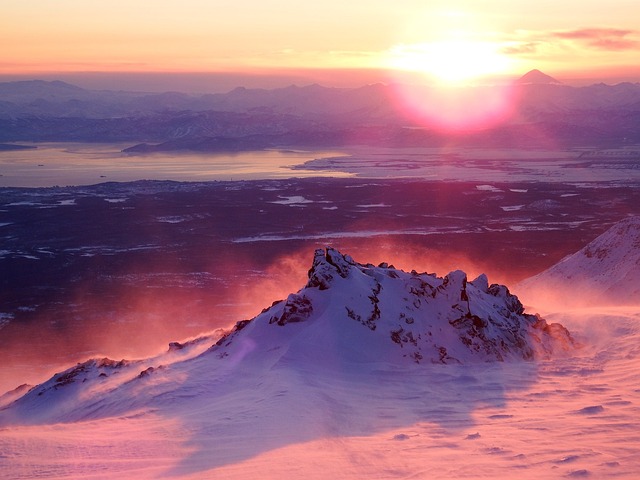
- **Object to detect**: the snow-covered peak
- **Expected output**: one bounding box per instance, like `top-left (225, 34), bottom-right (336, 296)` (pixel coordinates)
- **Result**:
top-left (306, 247), bottom-right (358, 289)
top-left (213, 247), bottom-right (572, 367)
top-left (516, 69), bottom-right (563, 85)
top-left (0, 248), bottom-right (573, 425)
top-left (517, 216), bottom-right (640, 308)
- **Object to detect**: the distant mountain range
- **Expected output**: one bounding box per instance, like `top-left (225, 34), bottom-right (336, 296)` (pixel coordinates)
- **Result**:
top-left (1, 71), bottom-right (640, 149)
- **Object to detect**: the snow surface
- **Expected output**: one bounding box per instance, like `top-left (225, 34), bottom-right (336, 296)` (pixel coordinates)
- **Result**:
top-left (1, 245), bottom-right (639, 479)
top-left (516, 215), bottom-right (640, 307)
top-left (270, 195), bottom-right (314, 205)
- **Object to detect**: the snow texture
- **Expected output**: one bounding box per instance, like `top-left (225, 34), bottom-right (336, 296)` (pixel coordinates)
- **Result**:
top-left (2, 247), bottom-right (639, 479)
top-left (1, 248), bottom-right (572, 424)
top-left (517, 215), bottom-right (640, 307)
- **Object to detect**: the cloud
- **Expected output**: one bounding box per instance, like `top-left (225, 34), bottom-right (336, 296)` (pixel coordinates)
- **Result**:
top-left (552, 28), bottom-right (639, 51)
top-left (495, 27), bottom-right (640, 65)
top-left (500, 42), bottom-right (540, 56)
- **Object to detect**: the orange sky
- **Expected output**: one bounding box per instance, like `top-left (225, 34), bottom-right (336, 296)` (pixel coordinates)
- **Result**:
top-left (2, 0), bottom-right (640, 86)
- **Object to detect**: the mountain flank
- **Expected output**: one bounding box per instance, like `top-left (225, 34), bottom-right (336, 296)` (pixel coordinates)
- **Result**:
top-left (0, 247), bottom-right (573, 425)
top-left (517, 216), bottom-right (640, 308)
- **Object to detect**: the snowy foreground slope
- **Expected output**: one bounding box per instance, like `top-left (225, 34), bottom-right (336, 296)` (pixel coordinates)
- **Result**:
top-left (1, 247), bottom-right (640, 479)
top-left (516, 215), bottom-right (640, 308)
top-left (1, 248), bottom-right (572, 423)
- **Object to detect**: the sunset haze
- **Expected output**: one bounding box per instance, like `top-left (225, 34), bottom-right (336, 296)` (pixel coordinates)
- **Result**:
top-left (2, 2), bottom-right (640, 479)
top-left (2, 0), bottom-right (640, 88)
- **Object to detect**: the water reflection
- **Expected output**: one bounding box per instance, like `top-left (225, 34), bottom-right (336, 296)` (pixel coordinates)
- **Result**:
top-left (0, 143), bottom-right (351, 187)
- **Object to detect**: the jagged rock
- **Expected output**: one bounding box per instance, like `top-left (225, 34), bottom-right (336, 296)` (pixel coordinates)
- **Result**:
top-left (168, 341), bottom-right (185, 352)
top-left (0, 247), bottom-right (575, 426)
top-left (213, 247), bottom-right (574, 364)
top-left (470, 273), bottom-right (489, 292)
top-left (34, 358), bottom-right (128, 396)
top-left (307, 247), bottom-right (356, 289)
top-left (270, 294), bottom-right (314, 326)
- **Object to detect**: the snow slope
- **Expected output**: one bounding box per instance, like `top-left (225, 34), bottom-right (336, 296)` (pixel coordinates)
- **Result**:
top-left (1, 248), bottom-right (639, 479)
top-left (0, 248), bottom-right (572, 425)
top-left (516, 216), bottom-right (640, 308)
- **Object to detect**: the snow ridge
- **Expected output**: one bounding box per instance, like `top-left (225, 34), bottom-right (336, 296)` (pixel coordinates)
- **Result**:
top-left (517, 216), bottom-right (640, 307)
top-left (0, 248), bottom-right (573, 425)
top-left (214, 247), bottom-right (572, 366)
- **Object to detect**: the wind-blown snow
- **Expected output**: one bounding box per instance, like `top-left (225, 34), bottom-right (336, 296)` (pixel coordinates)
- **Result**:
top-left (1, 248), bottom-right (572, 423)
top-left (516, 215), bottom-right (640, 308)
top-left (1, 248), bottom-right (639, 478)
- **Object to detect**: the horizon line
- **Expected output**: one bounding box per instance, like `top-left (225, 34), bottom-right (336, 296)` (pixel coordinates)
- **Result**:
top-left (1, 67), bottom-right (639, 94)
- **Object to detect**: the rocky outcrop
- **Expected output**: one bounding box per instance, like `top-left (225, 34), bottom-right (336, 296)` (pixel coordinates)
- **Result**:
top-left (1, 247), bottom-right (575, 425)
top-left (213, 247), bottom-right (574, 364)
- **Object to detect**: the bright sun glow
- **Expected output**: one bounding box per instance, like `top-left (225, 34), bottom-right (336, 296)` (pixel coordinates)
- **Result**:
top-left (387, 40), bottom-right (513, 85)
top-left (385, 35), bottom-right (519, 131)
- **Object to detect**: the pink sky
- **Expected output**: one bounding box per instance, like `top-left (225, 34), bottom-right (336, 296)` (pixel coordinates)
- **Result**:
top-left (2, 1), bottom-right (640, 87)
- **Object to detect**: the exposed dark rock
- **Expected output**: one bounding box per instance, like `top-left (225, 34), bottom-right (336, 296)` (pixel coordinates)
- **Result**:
top-left (270, 294), bottom-right (313, 326)
top-left (168, 341), bottom-right (185, 352)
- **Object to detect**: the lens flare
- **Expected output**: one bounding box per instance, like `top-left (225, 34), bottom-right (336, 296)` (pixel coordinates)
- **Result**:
top-left (390, 80), bottom-right (519, 132)
top-left (384, 35), bottom-right (520, 131)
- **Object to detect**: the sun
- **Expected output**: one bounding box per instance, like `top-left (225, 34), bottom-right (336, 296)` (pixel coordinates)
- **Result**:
top-left (387, 39), bottom-right (513, 85)
top-left (384, 38), bottom-right (520, 131)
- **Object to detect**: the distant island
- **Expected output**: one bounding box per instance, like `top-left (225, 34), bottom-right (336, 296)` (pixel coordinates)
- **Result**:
top-left (0, 143), bottom-right (37, 151)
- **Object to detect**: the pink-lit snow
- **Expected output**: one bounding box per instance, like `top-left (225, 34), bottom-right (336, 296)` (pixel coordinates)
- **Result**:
top-left (1, 230), bottom-right (639, 479)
